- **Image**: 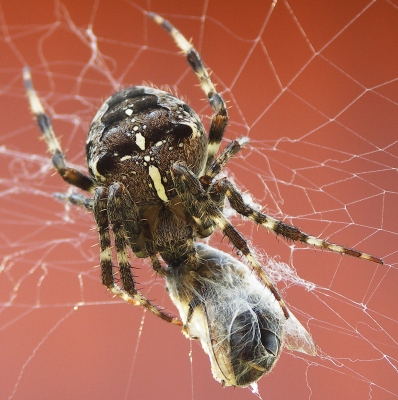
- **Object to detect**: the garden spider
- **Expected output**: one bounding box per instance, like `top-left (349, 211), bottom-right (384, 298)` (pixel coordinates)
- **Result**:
top-left (24, 12), bottom-right (383, 387)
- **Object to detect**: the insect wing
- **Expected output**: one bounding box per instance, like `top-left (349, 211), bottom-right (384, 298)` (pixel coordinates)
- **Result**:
top-left (283, 310), bottom-right (317, 356)
top-left (197, 300), bottom-right (236, 386)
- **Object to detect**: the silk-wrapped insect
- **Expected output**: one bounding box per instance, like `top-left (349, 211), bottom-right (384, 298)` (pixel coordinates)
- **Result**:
top-left (166, 243), bottom-right (317, 387)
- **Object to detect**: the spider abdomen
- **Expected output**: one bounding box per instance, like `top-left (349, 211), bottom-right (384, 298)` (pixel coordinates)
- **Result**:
top-left (86, 86), bottom-right (207, 204)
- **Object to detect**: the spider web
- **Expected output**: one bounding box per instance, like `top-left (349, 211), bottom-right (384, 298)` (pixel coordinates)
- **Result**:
top-left (0, 0), bottom-right (397, 399)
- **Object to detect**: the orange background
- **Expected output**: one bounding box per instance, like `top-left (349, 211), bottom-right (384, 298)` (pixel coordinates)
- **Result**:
top-left (0, 1), bottom-right (397, 399)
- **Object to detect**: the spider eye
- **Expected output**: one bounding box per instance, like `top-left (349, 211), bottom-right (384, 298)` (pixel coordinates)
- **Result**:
top-left (260, 327), bottom-right (280, 357)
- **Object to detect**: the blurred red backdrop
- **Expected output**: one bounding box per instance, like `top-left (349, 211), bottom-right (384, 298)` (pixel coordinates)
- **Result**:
top-left (0, 1), bottom-right (397, 399)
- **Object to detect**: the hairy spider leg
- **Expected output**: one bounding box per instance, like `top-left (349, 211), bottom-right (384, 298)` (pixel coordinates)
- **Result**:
top-left (23, 67), bottom-right (95, 192)
top-left (200, 137), bottom-right (250, 190)
top-left (94, 186), bottom-right (182, 325)
top-left (54, 192), bottom-right (94, 210)
top-left (214, 178), bottom-right (384, 264)
top-left (149, 13), bottom-right (228, 171)
top-left (108, 183), bottom-right (169, 277)
top-left (171, 163), bottom-right (290, 319)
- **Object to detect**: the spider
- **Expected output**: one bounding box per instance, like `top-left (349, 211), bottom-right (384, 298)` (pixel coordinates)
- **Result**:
top-left (24, 12), bottom-right (383, 384)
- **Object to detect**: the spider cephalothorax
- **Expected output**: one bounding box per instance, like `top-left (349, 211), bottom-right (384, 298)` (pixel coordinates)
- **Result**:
top-left (24, 11), bottom-right (383, 387)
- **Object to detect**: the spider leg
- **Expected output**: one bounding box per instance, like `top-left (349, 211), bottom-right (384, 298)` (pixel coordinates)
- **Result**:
top-left (107, 182), bottom-right (152, 261)
top-left (145, 240), bottom-right (168, 277)
top-left (214, 177), bottom-right (384, 264)
top-left (93, 185), bottom-right (181, 325)
top-left (54, 189), bottom-right (168, 277)
top-left (206, 138), bottom-right (251, 217)
top-left (23, 67), bottom-right (95, 192)
top-left (149, 13), bottom-right (228, 170)
top-left (171, 162), bottom-right (289, 319)
top-left (116, 191), bottom-right (168, 276)
top-left (54, 192), bottom-right (94, 211)
top-left (181, 137), bottom-right (250, 236)
top-left (200, 137), bottom-right (250, 190)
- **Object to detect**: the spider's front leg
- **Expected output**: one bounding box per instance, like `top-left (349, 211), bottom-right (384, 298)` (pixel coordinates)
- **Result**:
top-left (171, 162), bottom-right (289, 319)
top-left (149, 13), bottom-right (228, 171)
top-left (93, 184), bottom-right (181, 325)
top-left (23, 67), bottom-right (94, 192)
top-left (213, 178), bottom-right (384, 265)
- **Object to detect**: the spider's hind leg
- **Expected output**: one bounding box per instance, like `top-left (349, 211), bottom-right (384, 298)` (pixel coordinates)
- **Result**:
top-left (23, 67), bottom-right (94, 192)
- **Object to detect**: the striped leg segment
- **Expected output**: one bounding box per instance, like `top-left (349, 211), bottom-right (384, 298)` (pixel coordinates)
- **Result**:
top-left (148, 13), bottom-right (228, 170)
top-left (54, 192), bottom-right (94, 210)
top-left (200, 137), bottom-right (250, 189)
top-left (93, 185), bottom-right (181, 325)
top-left (214, 178), bottom-right (384, 264)
top-left (93, 187), bottom-right (115, 290)
top-left (23, 67), bottom-right (95, 192)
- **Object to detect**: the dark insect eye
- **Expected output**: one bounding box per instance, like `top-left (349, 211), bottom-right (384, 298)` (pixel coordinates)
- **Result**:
top-left (228, 307), bottom-right (281, 386)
